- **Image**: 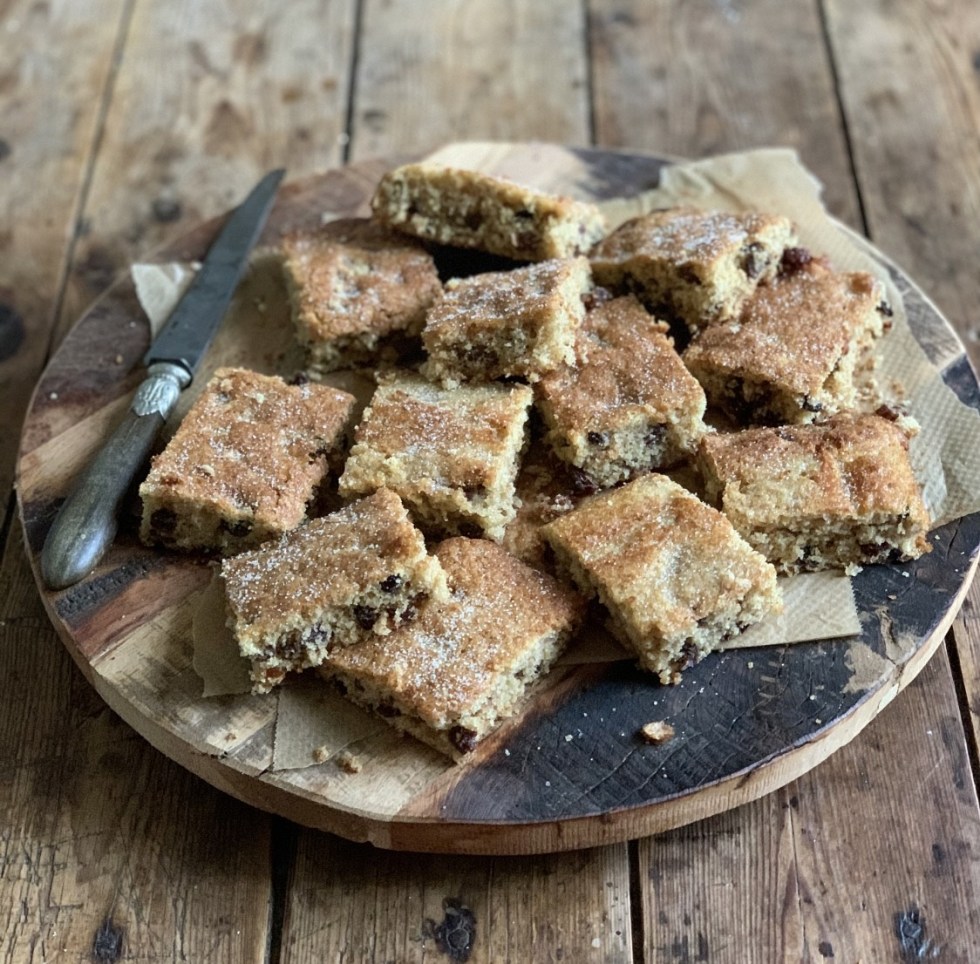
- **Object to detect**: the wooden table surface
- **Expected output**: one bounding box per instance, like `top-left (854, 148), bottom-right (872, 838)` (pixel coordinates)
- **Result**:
top-left (3, 1), bottom-right (979, 961)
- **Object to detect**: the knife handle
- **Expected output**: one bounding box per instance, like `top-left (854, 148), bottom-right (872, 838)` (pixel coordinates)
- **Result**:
top-left (40, 363), bottom-right (190, 590)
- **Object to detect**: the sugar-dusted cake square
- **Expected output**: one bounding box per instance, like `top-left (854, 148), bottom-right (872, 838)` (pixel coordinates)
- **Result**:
top-left (139, 367), bottom-right (355, 554)
top-left (221, 488), bottom-right (449, 693)
top-left (322, 537), bottom-right (586, 760)
top-left (421, 257), bottom-right (591, 387)
top-left (420, 257), bottom-right (592, 387)
top-left (682, 261), bottom-right (891, 424)
top-left (280, 217), bottom-right (442, 374)
top-left (698, 414), bottom-right (931, 574)
top-left (338, 371), bottom-right (532, 540)
top-left (590, 206), bottom-right (797, 330)
top-left (371, 162), bottom-right (607, 262)
top-left (501, 446), bottom-right (582, 572)
top-left (542, 474), bottom-right (781, 683)
top-left (536, 294), bottom-right (708, 489)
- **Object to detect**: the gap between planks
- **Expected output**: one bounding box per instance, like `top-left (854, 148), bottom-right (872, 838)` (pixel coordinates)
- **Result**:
top-left (45, 0), bottom-right (138, 360)
top-left (815, 0), bottom-right (871, 237)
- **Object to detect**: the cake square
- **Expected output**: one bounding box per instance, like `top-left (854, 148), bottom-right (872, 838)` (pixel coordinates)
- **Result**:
top-left (139, 367), bottom-right (355, 554)
top-left (542, 474), bottom-right (781, 683)
top-left (280, 217), bottom-right (442, 374)
top-left (682, 261), bottom-right (891, 424)
top-left (536, 294), bottom-right (708, 489)
top-left (371, 162), bottom-right (607, 262)
top-left (221, 488), bottom-right (449, 693)
top-left (590, 206), bottom-right (797, 330)
top-left (501, 447), bottom-right (582, 572)
top-left (697, 414), bottom-right (931, 574)
top-left (322, 537), bottom-right (586, 760)
top-left (338, 371), bottom-right (532, 541)
top-left (421, 257), bottom-right (592, 386)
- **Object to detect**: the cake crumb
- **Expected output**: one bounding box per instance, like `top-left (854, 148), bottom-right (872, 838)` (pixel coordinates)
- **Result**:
top-left (336, 750), bottom-right (361, 773)
top-left (312, 745), bottom-right (330, 764)
top-left (640, 721), bottom-right (675, 744)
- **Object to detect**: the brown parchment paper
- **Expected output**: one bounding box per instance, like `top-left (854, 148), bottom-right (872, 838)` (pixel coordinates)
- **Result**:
top-left (138, 148), bottom-right (980, 770)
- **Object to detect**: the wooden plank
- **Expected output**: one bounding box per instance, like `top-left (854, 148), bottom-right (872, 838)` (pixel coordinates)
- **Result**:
top-left (588, 0), bottom-right (862, 225)
top-left (279, 8), bottom-right (621, 957)
top-left (591, 0), bottom-right (980, 957)
top-left (280, 837), bottom-right (633, 963)
top-left (823, 0), bottom-right (980, 370)
top-left (638, 649), bottom-right (980, 962)
top-left (348, 0), bottom-right (591, 161)
top-left (0, 0), bottom-right (128, 504)
top-left (822, 0), bottom-right (980, 810)
top-left (3, 2), bottom-right (363, 959)
top-left (55, 0), bottom-right (359, 346)
top-left (587, 1), bottom-right (851, 958)
top-left (0, 526), bottom-right (273, 963)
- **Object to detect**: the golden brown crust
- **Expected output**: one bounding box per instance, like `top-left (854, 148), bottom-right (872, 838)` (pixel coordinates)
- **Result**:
top-left (591, 207), bottom-right (797, 328)
top-left (281, 217), bottom-right (441, 371)
top-left (371, 162), bottom-right (607, 261)
top-left (221, 489), bottom-right (449, 691)
top-left (542, 474), bottom-right (781, 680)
top-left (323, 537), bottom-right (586, 756)
top-left (536, 296), bottom-right (707, 486)
top-left (339, 371), bottom-right (532, 540)
top-left (421, 257), bottom-right (591, 385)
top-left (683, 263), bottom-right (888, 421)
top-left (697, 414), bottom-right (931, 572)
top-left (139, 367), bottom-right (355, 553)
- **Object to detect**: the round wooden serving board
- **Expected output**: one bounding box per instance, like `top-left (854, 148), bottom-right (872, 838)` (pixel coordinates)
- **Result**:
top-left (17, 145), bottom-right (980, 855)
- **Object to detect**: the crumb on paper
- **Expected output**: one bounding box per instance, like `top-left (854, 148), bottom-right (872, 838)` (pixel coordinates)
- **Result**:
top-left (312, 745), bottom-right (330, 764)
top-left (336, 750), bottom-right (361, 773)
top-left (640, 721), bottom-right (675, 745)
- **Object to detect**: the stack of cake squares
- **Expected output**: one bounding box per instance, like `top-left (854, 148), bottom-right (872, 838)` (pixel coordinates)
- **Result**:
top-left (137, 160), bottom-right (932, 760)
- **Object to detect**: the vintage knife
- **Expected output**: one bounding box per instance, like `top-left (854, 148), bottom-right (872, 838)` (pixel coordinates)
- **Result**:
top-left (41, 168), bottom-right (286, 590)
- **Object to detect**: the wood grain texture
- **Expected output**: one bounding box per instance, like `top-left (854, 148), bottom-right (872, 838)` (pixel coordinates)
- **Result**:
top-left (0, 527), bottom-right (273, 963)
top-left (16, 147), bottom-right (979, 858)
top-left (588, 0), bottom-right (861, 225)
top-left (823, 0), bottom-right (980, 368)
top-left (0, 3), bottom-right (366, 958)
top-left (0, 0), bottom-right (128, 503)
top-left (638, 649), bottom-right (980, 963)
top-left (349, 0), bottom-right (591, 160)
top-left (5, 0), bottom-right (980, 954)
top-left (824, 9), bottom-right (980, 946)
top-left (589, 3), bottom-right (980, 957)
top-left (280, 838), bottom-right (633, 962)
top-left (55, 0), bottom-right (359, 346)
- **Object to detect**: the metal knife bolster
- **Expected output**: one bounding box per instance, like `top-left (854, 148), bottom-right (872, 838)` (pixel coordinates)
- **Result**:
top-left (39, 363), bottom-right (193, 590)
top-left (131, 361), bottom-right (192, 418)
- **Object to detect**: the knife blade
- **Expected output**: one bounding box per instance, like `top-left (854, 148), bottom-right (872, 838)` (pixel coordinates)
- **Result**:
top-left (41, 168), bottom-right (286, 590)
